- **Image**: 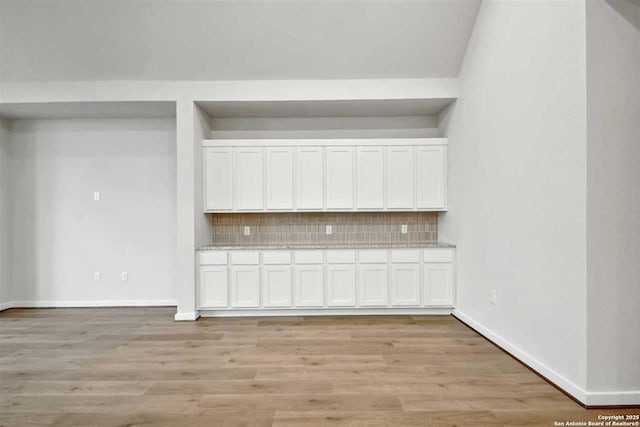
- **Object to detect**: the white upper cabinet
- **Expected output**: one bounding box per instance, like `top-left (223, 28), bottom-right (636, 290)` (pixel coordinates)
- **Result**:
top-left (386, 146), bottom-right (415, 209)
top-left (235, 147), bottom-right (264, 210)
top-left (356, 147), bottom-right (384, 209)
top-left (265, 147), bottom-right (294, 210)
top-left (295, 147), bottom-right (323, 209)
top-left (326, 147), bottom-right (354, 209)
top-left (416, 146), bottom-right (446, 209)
top-left (204, 147), bottom-right (233, 211)
top-left (203, 139), bottom-right (446, 212)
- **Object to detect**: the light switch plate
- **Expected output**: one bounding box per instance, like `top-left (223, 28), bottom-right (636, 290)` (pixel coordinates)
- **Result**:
top-left (401, 224), bottom-right (408, 234)
top-left (94, 272), bottom-right (101, 281)
top-left (326, 225), bottom-right (333, 235)
top-left (243, 226), bottom-right (250, 236)
top-left (121, 272), bottom-right (128, 281)
top-left (93, 192), bottom-right (101, 201)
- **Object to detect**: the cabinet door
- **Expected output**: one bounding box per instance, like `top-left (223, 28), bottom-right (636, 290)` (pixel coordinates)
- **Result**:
top-left (356, 147), bottom-right (384, 209)
top-left (326, 264), bottom-right (356, 306)
top-left (416, 146), bottom-right (446, 209)
top-left (295, 147), bottom-right (323, 210)
top-left (358, 264), bottom-right (388, 306)
top-left (262, 265), bottom-right (292, 307)
top-left (231, 266), bottom-right (260, 307)
top-left (236, 147), bottom-right (264, 210)
top-left (326, 147), bottom-right (354, 209)
top-left (424, 263), bottom-right (454, 306)
top-left (390, 264), bottom-right (421, 306)
top-left (266, 147), bottom-right (293, 210)
top-left (204, 148), bottom-right (233, 211)
top-left (199, 266), bottom-right (228, 308)
top-left (386, 146), bottom-right (415, 209)
top-left (294, 265), bottom-right (324, 307)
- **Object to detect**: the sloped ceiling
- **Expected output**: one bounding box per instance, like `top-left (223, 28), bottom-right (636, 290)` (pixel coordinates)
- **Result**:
top-left (0, 0), bottom-right (481, 82)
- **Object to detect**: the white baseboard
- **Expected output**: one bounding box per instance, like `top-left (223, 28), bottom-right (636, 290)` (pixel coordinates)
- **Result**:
top-left (200, 307), bottom-right (453, 317)
top-left (453, 310), bottom-right (640, 407)
top-left (0, 301), bottom-right (12, 312)
top-left (584, 390), bottom-right (640, 407)
top-left (9, 300), bottom-right (177, 308)
top-left (174, 311), bottom-right (200, 321)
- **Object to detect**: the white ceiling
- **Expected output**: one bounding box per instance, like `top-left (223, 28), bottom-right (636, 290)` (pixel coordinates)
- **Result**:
top-left (0, 102), bottom-right (176, 120)
top-left (0, 0), bottom-right (482, 82)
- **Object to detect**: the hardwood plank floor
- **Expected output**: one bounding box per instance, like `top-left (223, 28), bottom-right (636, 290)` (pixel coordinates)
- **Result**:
top-left (0, 307), bottom-right (636, 426)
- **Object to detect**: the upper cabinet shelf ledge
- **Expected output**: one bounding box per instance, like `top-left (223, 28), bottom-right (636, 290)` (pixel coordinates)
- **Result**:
top-left (202, 138), bottom-right (447, 213)
top-left (202, 138), bottom-right (447, 147)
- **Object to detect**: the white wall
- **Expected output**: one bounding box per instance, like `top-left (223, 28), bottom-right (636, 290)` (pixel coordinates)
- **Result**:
top-left (440, 0), bottom-right (589, 397)
top-left (194, 105), bottom-right (212, 248)
top-left (9, 118), bottom-right (177, 306)
top-left (585, 0), bottom-right (640, 398)
top-left (0, 119), bottom-right (11, 308)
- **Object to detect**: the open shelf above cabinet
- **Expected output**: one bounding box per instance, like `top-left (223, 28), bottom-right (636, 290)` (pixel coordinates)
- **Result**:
top-left (196, 98), bottom-right (455, 119)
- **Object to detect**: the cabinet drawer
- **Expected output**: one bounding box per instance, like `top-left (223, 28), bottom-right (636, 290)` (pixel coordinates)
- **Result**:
top-left (423, 249), bottom-right (454, 263)
top-left (294, 251), bottom-right (324, 264)
top-left (391, 250), bottom-right (421, 263)
top-left (358, 250), bottom-right (388, 264)
top-left (199, 251), bottom-right (228, 265)
top-left (230, 251), bottom-right (260, 265)
top-left (262, 251), bottom-right (292, 265)
top-left (326, 250), bottom-right (356, 264)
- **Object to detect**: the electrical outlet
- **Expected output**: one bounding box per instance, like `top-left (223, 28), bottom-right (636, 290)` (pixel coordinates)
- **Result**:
top-left (121, 272), bottom-right (128, 281)
top-left (490, 289), bottom-right (497, 305)
top-left (93, 191), bottom-right (101, 201)
top-left (401, 224), bottom-right (408, 234)
top-left (243, 226), bottom-right (250, 236)
top-left (94, 272), bottom-right (101, 281)
top-left (326, 225), bottom-right (332, 235)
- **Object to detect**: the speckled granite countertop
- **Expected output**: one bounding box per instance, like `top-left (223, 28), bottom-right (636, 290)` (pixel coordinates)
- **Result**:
top-left (198, 242), bottom-right (455, 251)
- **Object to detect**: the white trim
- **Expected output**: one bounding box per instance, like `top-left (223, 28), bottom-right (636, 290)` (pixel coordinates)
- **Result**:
top-left (0, 301), bottom-right (12, 312)
top-left (10, 300), bottom-right (177, 308)
top-left (453, 310), bottom-right (640, 407)
top-left (203, 138), bottom-right (448, 148)
top-left (584, 390), bottom-right (640, 406)
top-left (174, 311), bottom-right (200, 321)
top-left (453, 310), bottom-right (587, 402)
top-left (201, 307), bottom-right (452, 317)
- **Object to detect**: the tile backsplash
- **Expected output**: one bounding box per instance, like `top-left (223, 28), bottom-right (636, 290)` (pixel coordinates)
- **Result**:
top-left (209, 212), bottom-right (438, 245)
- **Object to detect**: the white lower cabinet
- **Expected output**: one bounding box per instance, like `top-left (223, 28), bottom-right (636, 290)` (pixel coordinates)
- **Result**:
top-left (199, 266), bottom-right (228, 308)
top-left (423, 263), bottom-right (454, 306)
top-left (390, 263), bottom-right (421, 306)
top-left (326, 264), bottom-right (356, 307)
top-left (294, 265), bottom-right (324, 307)
top-left (357, 264), bottom-right (388, 306)
top-left (199, 248), bottom-right (454, 312)
top-left (231, 266), bottom-right (260, 307)
top-left (262, 265), bottom-right (292, 307)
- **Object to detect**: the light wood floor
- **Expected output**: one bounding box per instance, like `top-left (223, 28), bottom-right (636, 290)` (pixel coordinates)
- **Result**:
top-left (0, 308), bottom-right (636, 426)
